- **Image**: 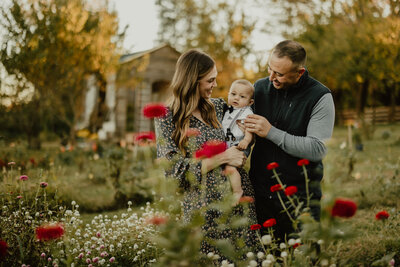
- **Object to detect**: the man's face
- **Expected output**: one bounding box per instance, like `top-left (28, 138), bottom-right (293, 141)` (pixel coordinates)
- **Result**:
top-left (268, 54), bottom-right (304, 90)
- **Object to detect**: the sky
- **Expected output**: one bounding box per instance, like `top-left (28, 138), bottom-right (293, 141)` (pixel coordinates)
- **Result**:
top-left (111, 0), bottom-right (283, 59)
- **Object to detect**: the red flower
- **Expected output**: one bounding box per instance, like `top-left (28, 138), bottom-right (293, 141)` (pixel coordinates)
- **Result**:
top-left (263, 218), bottom-right (277, 228)
top-left (284, 186), bottom-right (298, 196)
top-left (250, 224), bottom-right (261, 230)
top-left (270, 184), bottom-right (283, 192)
top-left (266, 162), bottom-right (279, 170)
top-left (297, 159), bottom-right (310, 166)
top-left (142, 103), bottom-right (168, 118)
top-left (330, 198), bottom-right (357, 218)
top-left (0, 240), bottom-right (8, 259)
top-left (375, 210), bottom-right (389, 220)
top-left (185, 128), bottom-right (201, 137)
top-left (135, 132), bottom-right (156, 142)
top-left (239, 196), bottom-right (255, 204)
top-left (36, 223), bottom-right (65, 241)
top-left (40, 182), bottom-right (48, 188)
top-left (146, 216), bottom-right (168, 225)
top-left (293, 243), bottom-right (301, 249)
top-left (195, 140), bottom-right (227, 159)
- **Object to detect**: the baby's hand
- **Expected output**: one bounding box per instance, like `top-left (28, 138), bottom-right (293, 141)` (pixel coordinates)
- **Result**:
top-left (237, 140), bottom-right (249, 150)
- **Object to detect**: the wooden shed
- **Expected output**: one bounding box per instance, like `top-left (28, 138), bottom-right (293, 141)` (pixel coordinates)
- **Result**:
top-left (111, 44), bottom-right (180, 138)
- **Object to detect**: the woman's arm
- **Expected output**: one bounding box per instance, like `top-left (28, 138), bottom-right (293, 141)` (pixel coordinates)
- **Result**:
top-left (201, 146), bottom-right (246, 174)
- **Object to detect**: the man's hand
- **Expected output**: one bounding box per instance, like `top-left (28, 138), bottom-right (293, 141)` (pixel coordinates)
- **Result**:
top-left (243, 114), bottom-right (272, 138)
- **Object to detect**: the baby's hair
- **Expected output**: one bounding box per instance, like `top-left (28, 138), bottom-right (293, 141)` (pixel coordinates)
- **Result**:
top-left (231, 79), bottom-right (254, 96)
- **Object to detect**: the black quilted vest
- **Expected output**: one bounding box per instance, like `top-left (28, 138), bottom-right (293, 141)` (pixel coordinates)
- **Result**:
top-left (249, 70), bottom-right (331, 199)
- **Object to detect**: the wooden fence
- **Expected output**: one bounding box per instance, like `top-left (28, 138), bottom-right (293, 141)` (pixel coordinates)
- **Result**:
top-left (337, 106), bottom-right (400, 124)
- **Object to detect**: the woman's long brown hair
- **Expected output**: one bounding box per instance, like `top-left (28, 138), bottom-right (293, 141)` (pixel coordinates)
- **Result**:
top-left (168, 49), bottom-right (221, 155)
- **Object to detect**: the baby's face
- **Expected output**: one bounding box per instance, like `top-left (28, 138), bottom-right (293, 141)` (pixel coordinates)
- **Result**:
top-left (227, 84), bottom-right (254, 108)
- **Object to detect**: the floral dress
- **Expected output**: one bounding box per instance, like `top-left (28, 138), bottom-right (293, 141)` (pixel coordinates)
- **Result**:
top-left (155, 98), bottom-right (258, 256)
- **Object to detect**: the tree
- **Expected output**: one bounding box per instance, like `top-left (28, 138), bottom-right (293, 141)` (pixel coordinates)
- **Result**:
top-left (0, 0), bottom-right (123, 148)
top-left (155, 0), bottom-right (256, 96)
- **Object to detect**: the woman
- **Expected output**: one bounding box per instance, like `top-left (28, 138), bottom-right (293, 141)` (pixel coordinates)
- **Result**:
top-left (155, 49), bottom-right (258, 257)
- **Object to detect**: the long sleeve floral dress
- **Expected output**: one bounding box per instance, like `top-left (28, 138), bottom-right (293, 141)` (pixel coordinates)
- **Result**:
top-left (155, 98), bottom-right (258, 255)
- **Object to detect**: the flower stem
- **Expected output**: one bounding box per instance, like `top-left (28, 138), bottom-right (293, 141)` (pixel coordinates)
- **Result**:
top-left (277, 192), bottom-right (295, 224)
top-left (302, 165), bottom-right (310, 208)
top-left (272, 169), bottom-right (296, 210)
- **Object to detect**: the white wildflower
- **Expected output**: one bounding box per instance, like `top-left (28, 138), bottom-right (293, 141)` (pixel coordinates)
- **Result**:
top-left (261, 235), bottom-right (272, 245)
top-left (246, 252), bottom-right (254, 259)
top-left (257, 252), bottom-right (265, 259)
top-left (262, 260), bottom-right (272, 267)
top-left (249, 260), bottom-right (257, 267)
top-left (279, 243), bottom-right (286, 249)
top-left (288, 239), bottom-right (296, 246)
top-left (280, 251), bottom-right (287, 258)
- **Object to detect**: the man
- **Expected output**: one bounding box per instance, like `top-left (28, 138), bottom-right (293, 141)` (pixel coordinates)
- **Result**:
top-left (243, 40), bottom-right (335, 240)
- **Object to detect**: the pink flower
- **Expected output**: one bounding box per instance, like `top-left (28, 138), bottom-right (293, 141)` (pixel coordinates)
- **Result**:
top-left (109, 257), bottom-right (115, 263)
top-left (36, 223), bottom-right (65, 241)
top-left (19, 175), bottom-right (29, 181)
top-left (142, 103), bottom-right (168, 118)
top-left (330, 198), bottom-right (357, 218)
top-left (7, 162), bottom-right (15, 165)
top-left (239, 196), bottom-right (255, 204)
top-left (40, 182), bottom-right (48, 188)
top-left (93, 257), bottom-right (99, 263)
top-left (284, 186), bottom-right (298, 196)
top-left (40, 253), bottom-right (46, 258)
top-left (17, 196), bottom-right (23, 199)
top-left (135, 132), bottom-right (156, 142)
top-left (195, 140), bottom-right (227, 159)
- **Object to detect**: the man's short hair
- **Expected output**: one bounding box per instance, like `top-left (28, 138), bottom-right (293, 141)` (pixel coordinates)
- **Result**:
top-left (272, 40), bottom-right (306, 68)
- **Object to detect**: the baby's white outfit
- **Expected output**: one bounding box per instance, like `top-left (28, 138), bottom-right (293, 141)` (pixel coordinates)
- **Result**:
top-left (222, 106), bottom-right (253, 148)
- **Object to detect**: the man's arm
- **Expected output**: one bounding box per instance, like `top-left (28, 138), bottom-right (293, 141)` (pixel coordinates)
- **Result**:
top-left (266, 93), bottom-right (335, 161)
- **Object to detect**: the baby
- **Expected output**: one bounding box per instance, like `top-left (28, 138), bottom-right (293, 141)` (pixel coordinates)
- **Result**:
top-left (222, 79), bottom-right (254, 204)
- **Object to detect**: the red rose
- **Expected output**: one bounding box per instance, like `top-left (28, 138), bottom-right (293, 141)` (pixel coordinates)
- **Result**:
top-left (0, 240), bottom-right (8, 259)
top-left (36, 223), bottom-right (65, 241)
top-left (142, 103), bottom-right (168, 118)
top-left (263, 218), bottom-right (276, 228)
top-left (239, 196), bottom-right (255, 204)
top-left (195, 140), bottom-right (227, 159)
top-left (266, 162), bottom-right (279, 170)
top-left (330, 198), bottom-right (357, 218)
top-left (297, 159), bottom-right (310, 166)
top-left (270, 184), bottom-right (283, 192)
top-left (135, 132), bottom-right (156, 142)
top-left (250, 224), bottom-right (261, 230)
top-left (375, 210), bottom-right (389, 220)
top-left (284, 186), bottom-right (298, 196)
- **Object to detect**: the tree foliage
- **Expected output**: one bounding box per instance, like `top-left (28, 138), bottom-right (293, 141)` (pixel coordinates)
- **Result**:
top-left (156, 0), bottom-right (257, 96)
top-left (269, 0), bottom-right (400, 122)
top-left (0, 0), bottom-right (123, 148)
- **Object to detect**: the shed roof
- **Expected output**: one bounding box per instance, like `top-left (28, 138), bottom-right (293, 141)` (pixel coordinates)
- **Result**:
top-left (119, 44), bottom-right (180, 64)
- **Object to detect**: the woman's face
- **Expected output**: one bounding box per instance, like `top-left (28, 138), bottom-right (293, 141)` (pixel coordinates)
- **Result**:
top-left (198, 65), bottom-right (218, 99)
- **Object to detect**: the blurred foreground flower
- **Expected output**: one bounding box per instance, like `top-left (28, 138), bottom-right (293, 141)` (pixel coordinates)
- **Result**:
top-left (0, 240), bottom-right (8, 259)
top-left (146, 216), bottom-right (168, 225)
top-left (375, 210), bottom-right (389, 220)
top-left (330, 198), bottom-right (357, 218)
top-left (40, 182), bottom-right (48, 188)
top-left (239, 196), bottom-right (254, 203)
top-left (36, 223), bottom-right (65, 241)
top-left (135, 132), bottom-right (156, 142)
top-left (19, 175), bottom-right (29, 181)
top-left (142, 103), bottom-right (168, 118)
top-left (195, 140), bottom-right (227, 159)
